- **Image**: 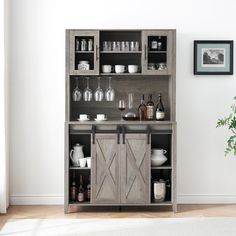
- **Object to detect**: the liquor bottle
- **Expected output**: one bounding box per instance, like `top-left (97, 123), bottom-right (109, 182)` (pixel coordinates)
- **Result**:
top-left (78, 174), bottom-right (84, 202)
top-left (138, 94), bottom-right (147, 121)
top-left (156, 93), bottom-right (165, 121)
top-left (157, 36), bottom-right (162, 51)
top-left (70, 171), bottom-right (78, 201)
top-left (87, 175), bottom-right (91, 201)
top-left (146, 94), bottom-right (154, 120)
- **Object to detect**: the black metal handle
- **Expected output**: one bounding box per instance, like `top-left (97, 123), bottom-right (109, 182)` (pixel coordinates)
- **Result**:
top-left (92, 125), bottom-right (96, 144)
top-left (95, 45), bottom-right (99, 61)
top-left (117, 125), bottom-right (121, 144)
top-left (122, 126), bottom-right (126, 144)
top-left (145, 44), bottom-right (147, 60)
top-left (147, 125), bottom-right (151, 144)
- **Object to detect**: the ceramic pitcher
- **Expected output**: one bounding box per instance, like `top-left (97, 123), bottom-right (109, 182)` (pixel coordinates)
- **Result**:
top-left (70, 144), bottom-right (84, 166)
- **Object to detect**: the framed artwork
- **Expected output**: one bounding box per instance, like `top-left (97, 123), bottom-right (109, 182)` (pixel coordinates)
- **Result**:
top-left (194, 40), bottom-right (233, 75)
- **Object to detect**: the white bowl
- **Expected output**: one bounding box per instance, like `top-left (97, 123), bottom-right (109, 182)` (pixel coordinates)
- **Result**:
top-left (151, 157), bottom-right (167, 166)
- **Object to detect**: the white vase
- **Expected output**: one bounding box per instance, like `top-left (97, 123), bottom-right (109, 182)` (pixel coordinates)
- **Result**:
top-left (70, 144), bottom-right (84, 166)
top-left (151, 149), bottom-right (167, 166)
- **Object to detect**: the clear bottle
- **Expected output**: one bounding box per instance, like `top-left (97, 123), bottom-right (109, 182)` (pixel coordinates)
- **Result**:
top-left (157, 36), bottom-right (162, 51)
top-left (124, 93), bottom-right (137, 120)
top-left (70, 171), bottom-right (78, 201)
top-left (138, 94), bottom-right (147, 121)
top-left (146, 94), bottom-right (154, 120)
top-left (156, 93), bottom-right (165, 121)
top-left (87, 175), bottom-right (91, 201)
top-left (78, 174), bottom-right (84, 202)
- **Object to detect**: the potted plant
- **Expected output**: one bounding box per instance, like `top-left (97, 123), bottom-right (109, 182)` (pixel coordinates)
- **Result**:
top-left (217, 96), bottom-right (236, 156)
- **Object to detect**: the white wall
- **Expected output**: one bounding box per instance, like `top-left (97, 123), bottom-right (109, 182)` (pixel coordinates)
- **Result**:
top-left (8, 0), bottom-right (236, 204)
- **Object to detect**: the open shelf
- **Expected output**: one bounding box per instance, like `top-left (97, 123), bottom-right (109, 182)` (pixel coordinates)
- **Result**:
top-left (100, 51), bottom-right (142, 54)
top-left (151, 166), bottom-right (172, 170)
top-left (75, 51), bottom-right (94, 54)
top-left (70, 167), bottom-right (91, 170)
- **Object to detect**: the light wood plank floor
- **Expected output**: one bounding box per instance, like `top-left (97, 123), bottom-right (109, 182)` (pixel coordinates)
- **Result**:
top-left (1, 205), bottom-right (236, 230)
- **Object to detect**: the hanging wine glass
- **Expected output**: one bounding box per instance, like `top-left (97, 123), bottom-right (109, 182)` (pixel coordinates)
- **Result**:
top-left (94, 77), bottom-right (104, 102)
top-left (72, 77), bottom-right (82, 102)
top-left (105, 77), bottom-right (115, 101)
top-left (83, 77), bottom-right (93, 101)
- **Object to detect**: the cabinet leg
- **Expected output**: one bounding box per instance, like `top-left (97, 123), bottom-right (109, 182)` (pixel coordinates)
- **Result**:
top-left (119, 206), bottom-right (122, 212)
top-left (172, 204), bottom-right (178, 213)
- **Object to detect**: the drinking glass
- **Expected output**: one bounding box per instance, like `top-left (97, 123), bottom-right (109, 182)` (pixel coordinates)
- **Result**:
top-left (134, 41), bottom-right (139, 51)
top-left (105, 77), bottom-right (115, 101)
top-left (103, 41), bottom-right (111, 51)
top-left (83, 77), bottom-right (93, 101)
top-left (118, 99), bottom-right (126, 120)
top-left (94, 77), bottom-right (104, 102)
top-left (72, 77), bottom-right (82, 102)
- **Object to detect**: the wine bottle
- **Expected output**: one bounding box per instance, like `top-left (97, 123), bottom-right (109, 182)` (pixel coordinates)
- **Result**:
top-left (147, 94), bottom-right (154, 120)
top-left (87, 175), bottom-right (91, 201)
top-left (156, 93), bottom-right (165, 121)
top-left (138, 94), bottom-right (147, 121)
top-left (70, 171), bottom-right (78, 201)
top-left (78, 174), bottom-right (84, 202)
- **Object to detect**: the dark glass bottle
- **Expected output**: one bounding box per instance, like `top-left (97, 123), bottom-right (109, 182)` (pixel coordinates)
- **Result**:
top-left (87, 175), bottom-right (91, 201)
top-left (78, 174), bottom-right (84, 202)
top-left (155, 93), bottom-right (165, 121)
top-left (70, 171), bottom-right (78, 201)
top-left (138, 94), bottom-right (147, 121)
top-left (146, 94), bottom-right (154, 120)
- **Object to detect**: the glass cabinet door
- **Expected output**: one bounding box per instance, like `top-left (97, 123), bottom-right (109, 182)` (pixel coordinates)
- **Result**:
top-left (69, 30), bottom-right (99, 75)
top-left (142, 30), bottom-right (173, 75)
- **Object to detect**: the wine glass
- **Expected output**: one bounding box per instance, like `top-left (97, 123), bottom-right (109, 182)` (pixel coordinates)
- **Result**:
top-left (83, 77), bottom-right (93, 101)
top-left (94, 77), bottom-right (104, 102)
top-left (118, 99), bottom-right (126, 120)
top-left (72, 77), bottom-right (82, 102)
top-left (105, 77), bottom-right (115, 101)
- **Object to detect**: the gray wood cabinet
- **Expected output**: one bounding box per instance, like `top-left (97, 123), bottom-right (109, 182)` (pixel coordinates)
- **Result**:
top-left (142, 30), bottom-right (173, 75)
top-left (91, 134), bottom-right (120, 204)
top-left (65, 29), bottom-right (177, 213)
top-left (69, 30), bottom-right (99, 75)
top-left (121, 134), bottom-right (150, 204)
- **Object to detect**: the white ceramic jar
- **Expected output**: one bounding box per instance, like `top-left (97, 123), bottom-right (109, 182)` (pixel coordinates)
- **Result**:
top-left (151, 149), bottom-right (167, 166)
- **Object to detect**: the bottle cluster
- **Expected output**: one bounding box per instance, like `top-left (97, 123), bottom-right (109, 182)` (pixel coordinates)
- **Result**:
top-left (138, 93), bottom-right (165, 121)
top-left (70, 174), bottom-right (91, 202)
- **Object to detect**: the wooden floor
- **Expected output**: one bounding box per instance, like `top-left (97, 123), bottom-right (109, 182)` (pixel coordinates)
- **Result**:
top-left (1, 204), bottom-right (236, 230)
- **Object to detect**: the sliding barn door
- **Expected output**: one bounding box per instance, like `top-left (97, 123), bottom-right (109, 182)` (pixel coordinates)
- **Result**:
top-left (120, 134), bottom-right (150, 204)
top-left (91, 134), bottom-right (120, 204)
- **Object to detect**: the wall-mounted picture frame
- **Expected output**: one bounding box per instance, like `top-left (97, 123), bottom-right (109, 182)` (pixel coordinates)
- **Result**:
top-left (194, 40), bottom-right (233, 75)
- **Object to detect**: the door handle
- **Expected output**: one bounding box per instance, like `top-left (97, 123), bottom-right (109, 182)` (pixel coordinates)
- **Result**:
top-left (122, 126), bottom-right (126, 144)
top-left (145, 44), bottom-right (147, 61)
top-left (117, 125), bottom-right (121, 144)
top-left (95, 45), bottom-right (99, 61)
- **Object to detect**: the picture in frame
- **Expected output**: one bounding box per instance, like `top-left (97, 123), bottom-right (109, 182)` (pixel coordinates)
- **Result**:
top-left (194, 40), bottom-right (233, 75)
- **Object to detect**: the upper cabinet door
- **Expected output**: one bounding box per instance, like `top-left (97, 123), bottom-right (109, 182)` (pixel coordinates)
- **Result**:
top-left (91, 134), bottom-right (120, 204)
top-left (142, 30), bottom-right (174, 75)
top-left (69, 30), bottom-right (99, 75)
top-left (120, 134), bottom-right (150, 204)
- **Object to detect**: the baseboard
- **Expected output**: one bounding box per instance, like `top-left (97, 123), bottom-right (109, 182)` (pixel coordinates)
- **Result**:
top-left (177, 194), bottom-right (236, 204)
top-left (10, 194), bottom-right (236, 205)
top-left (10, 195), bottom-right (64, 205)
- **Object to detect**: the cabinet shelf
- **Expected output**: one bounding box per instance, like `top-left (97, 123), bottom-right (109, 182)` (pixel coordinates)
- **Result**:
top-left (69, 201), bottom-right (91, 205)
top-left (151, 166), bottom-right (172, 170)
top-left (150, 201), bottom-right (172, 206)
top-left (75, 51), bottom-right (94, 53)
top-left (100, 51), bottom-right (142, 54)
top-left (69, 167), bottom-right (91, 170)
top-left (148, 51), bottom-right (167, 53)
top-left (100, 73), bottom-right (141, 76)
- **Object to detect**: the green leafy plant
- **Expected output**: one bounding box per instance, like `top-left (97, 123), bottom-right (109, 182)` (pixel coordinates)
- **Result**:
top-left (217, 96), bottom-right (236, 156)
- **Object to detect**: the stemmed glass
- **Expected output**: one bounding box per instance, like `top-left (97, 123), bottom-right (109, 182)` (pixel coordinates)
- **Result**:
top-left (118, 99), bottom-right (126, 120)
top-left (72, 77), bottom-right (82, 102)
top-left (94, 77), bottom-right (104, 102)
top-left (105, 77), bottom-right (115, 101)
top-left (83, 77), bottom-right (93, 101)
